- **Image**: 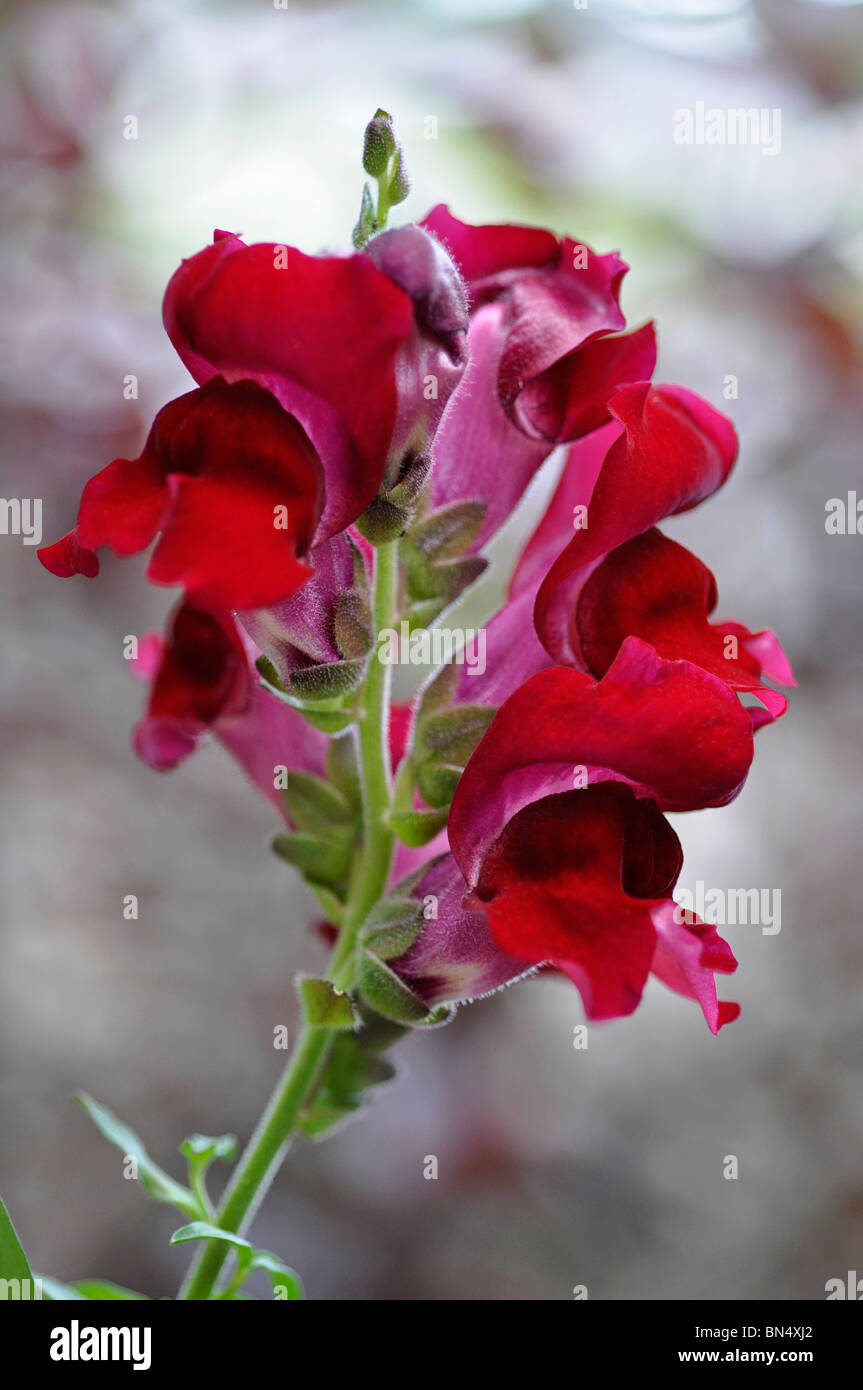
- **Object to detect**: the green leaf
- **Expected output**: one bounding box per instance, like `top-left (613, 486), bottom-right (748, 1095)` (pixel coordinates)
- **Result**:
top-left (73, 1280), bottom-right (149, 1301)
top-left (299, 978), bottom-right (356, 1030)
top-left (0, 1191), bottom-right (32, 1283)
top-left (249, 1251), bottom-right (305, 1301)
top-left (169, 1222), bottom-right (252, 1255)
top-left (39, 1275), bottom-right (88, 1301)
top-left (308, 883), bottom-right (345, 927)
top-left (76, 1094), bottom-right (200, 1220)
top-left (180, 1133), bottom-right (237, 1165)
top-left (387, 807), bottom-right (449, 848)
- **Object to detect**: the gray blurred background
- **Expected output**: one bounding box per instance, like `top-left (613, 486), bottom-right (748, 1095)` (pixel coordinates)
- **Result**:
top-left (2, 0), bottom-right (862, 1301)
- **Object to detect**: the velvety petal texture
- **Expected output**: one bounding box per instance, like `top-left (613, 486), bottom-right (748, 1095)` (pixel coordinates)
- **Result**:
top-left (39, 378), bottom-right (323, 611)
top-left (534, 381), bottom-right (739, 662)
top-left (163, 229), bottom-right (443, 537)
top-left (448, 638), bottom-right (755, 886)
top-left (421, 206), bottom-right (657, 553)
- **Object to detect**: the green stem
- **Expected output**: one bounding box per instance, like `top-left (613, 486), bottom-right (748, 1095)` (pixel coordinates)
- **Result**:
top-left (331, 538), bottom-right (398, 988)
top-left (179, 540), bottom-right (398, 1300)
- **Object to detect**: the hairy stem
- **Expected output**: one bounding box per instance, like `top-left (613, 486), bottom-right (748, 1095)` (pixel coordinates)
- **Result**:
top-left (179, 540), bottom-right (398, 1300)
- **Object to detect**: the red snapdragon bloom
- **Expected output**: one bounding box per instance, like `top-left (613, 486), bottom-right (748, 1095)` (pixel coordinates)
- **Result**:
top-left (518, 381), bottom-right (793, 724)
top-left (435, 640), bottom-right (753, 1030)
top-left (39, 377), bottom-right (323, 611)
top-left (420, 206), bottom-right (657, 553)
top-left (40, 225), bottom-right (468, 609)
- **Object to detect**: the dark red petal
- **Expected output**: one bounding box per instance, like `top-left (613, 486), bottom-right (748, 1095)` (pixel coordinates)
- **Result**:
top-left (495, 240), bottom-right (628, 419)
top-left (449, 638), bottom-right (754, 884)
top-left (134, 603), bottom-right (249, 769)
top-left (535, 382), bottom-right (739, 662)
top-left (421, 205), bottom-right (558, 284)
top-left (39, 431), bottom-right (170, 578)
top-left (575, 528), bottom-right (792, 721)
top-left (514, 321), bottom-right (657, 443)
top-left (163, 235), bottom-right (414, 537)
top-left (475, 785), bottom-right (678, 1021)
top-left (145, 380), bottom-right (321, 609)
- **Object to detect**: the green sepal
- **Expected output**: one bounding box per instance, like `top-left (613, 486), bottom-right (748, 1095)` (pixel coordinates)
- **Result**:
top-left (180, 1134), bottom-right (237, 1165)
top-left (281, 771), bottom-right (355, 833)
top-left (405, 554), bottom-right (487, 602)
top-left (407, 501), bottom-right (487, 562)
top-left (290, 658), bottom-right (366, 702)
top-left (295, 706), bottom-right (358, 734)
top-left (297, 1004), bottom-right (404, 1138)
top-left (388, 147), bottom-right (410, 206)
top-left (387, 450), bottom-right (433, 508)
top-left (387, 806), bottom-right (449, 848)
top-left (334, 591), bottom-right (373, 660)
top-left (352, 182), bottom-right (377, 249)
top-left (326, 732), bottom-right (362, 811)
top-left (257, 658), bottom-right (357, 732)
top-left (75, 1094), bottom-right (201, 1220)
top-left (271, 831), bottom-right (353, 889)
top-left (299, 977), bottom-right (356, 1030)
top-left (401, 598), bottom-right (446, 632)
top-left (355, 495), bottom-right (411, 543)
top-left (420, 704), bottom-right (495, 765)
top-left (356, 951), bottom-right (432, 1025)
top-left (256, 653), bottom-right (286, 692)
top-left (416, 761), bottom-right (462, 809)
top-left (360, 895), bottom-right (424, 960)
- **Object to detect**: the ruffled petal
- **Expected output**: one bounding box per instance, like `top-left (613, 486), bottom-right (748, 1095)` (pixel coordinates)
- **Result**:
top-left (163, 232), bottom-right (416, 537)
top-left (449, 637), bottom-right (754, 884)
top-left (535, 381), bottom-right (738, 662)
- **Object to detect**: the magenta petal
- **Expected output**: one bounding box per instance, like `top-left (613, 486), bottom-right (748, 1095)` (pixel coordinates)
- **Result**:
top-left (650, 902), bottom-right (740, 1035)
top-left (428, 303), bottom-right (549, 551)
top-left (391, 855), bottom-right (529, 1007)
top-left (239, 531), bottom-right (366, 677)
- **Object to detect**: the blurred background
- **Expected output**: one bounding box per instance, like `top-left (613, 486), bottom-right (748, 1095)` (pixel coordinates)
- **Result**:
top-left (2, 0), bottom-right (862, 1301)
